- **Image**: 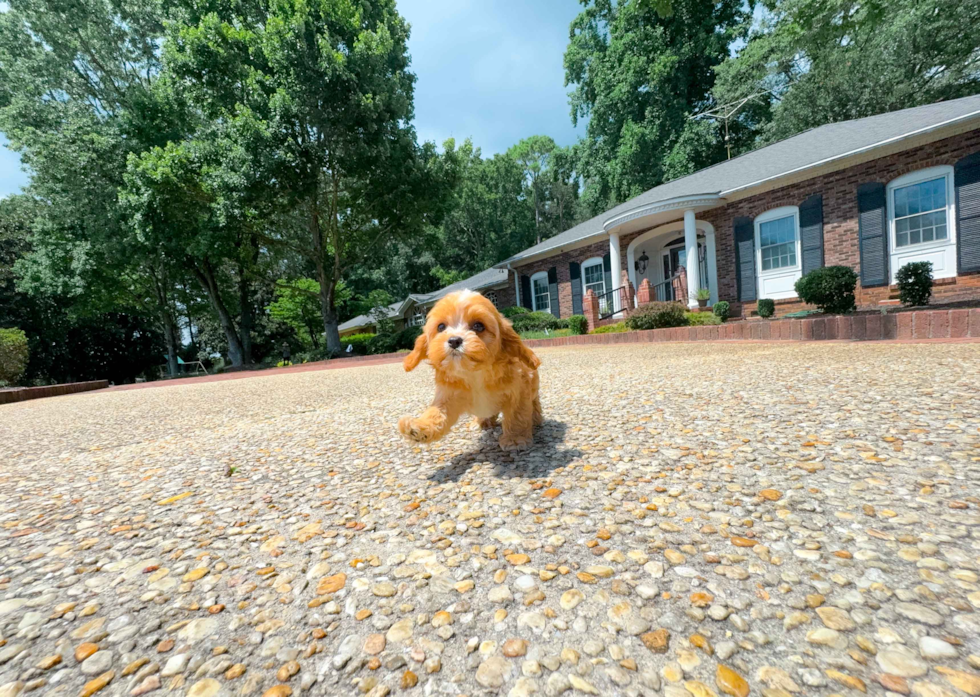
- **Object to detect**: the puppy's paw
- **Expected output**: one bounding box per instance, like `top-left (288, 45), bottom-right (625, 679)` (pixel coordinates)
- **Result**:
top-left (398, 416), bottom-right (439, 443)
top-left (499, 433), bottom-right (532, 451)
top-left (478, 416), bottom-right (499, 431)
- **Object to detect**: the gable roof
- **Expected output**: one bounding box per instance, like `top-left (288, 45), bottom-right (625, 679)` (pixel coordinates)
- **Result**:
top-left (338, 267), bottom-right (510, 333)
top-left (497, 94), bottom-right (980, 266)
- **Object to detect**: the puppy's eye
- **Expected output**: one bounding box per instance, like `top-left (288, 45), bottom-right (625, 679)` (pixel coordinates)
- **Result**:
top-left (437, 323), bottom-right (446, 332)
top-left (471, 322), bottom-right (485, 333)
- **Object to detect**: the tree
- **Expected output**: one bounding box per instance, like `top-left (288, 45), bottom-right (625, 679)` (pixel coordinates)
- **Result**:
top-left (714, 0), bottom-right (980, 145)
top-left (565, 0), bottom-right (749, 214)
top-left (268, 278), bottom-right (324, 350)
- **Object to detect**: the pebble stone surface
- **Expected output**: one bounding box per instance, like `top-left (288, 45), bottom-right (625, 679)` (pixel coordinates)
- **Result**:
top-left (1, 342), bottom-right (980, 697)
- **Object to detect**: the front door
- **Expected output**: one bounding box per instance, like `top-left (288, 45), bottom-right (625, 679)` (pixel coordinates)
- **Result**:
top-left (662, 242), bottom-right (708, 299)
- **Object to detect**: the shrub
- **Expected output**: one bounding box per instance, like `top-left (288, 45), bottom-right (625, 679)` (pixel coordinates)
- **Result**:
top-left (341, 333), bottom-right (375, 356)
top-left (591, 321), bottom-right (627, 334)
top-left (695, 287), bottom-right (711, 301)
top-left (685, 312), bottom-right (721, 326)
top-left (896, 261), bottom-right (933, 307)
top-left (757, 299), bottom-right (775, 318)
top-left (712, 301), bottom-right (730, 322)
top-left (512, 311), bottom-right (564, 333)
top-left (368, 333), bottom-right (400, 355)
top-left (794, 265), bottom-right (857, 314)
top-left (501, 306), bottom-right (530, 319)
top-left (0, 328), bottom-right (29, 386)
top-left (625, 302), bottom-right (688, 331)
top-left (568, 315), bottom-right (588, 335)
top-left (395, 325), bottom-right (424, 350)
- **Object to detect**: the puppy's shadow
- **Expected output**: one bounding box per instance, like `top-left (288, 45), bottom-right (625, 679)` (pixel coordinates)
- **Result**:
top-left (427, 420), bottom-right (581, 483)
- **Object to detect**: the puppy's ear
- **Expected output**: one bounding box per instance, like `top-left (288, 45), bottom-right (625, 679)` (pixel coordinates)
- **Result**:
top-left (500, 318), bottom-right (541, 370)
top-left (403, 332), bottom-right (429, 372)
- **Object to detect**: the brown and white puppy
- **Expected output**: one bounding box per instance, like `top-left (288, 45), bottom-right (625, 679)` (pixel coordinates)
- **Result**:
top-left (398, 290), bottom-right (542, 450)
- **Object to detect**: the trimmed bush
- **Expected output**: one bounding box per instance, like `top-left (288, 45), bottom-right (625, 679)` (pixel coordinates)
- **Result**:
top-left (0, 328), bottom-right (29, 386)
top-left (685, 312), bottom-right (721, 326)
top-left (512, 311), bottom-right (564, 333)
top-left (794, 265), bottom-right (857, 314)
top-left (591, 321), bottom-right (627, 334)
top-left (367, 333), bottom-right (399, 355)
top-left (501, 306), bottom-right (530, 319)
top-left (625, 302), bottom-right (688, 331)
top-left (341, 333), bottom-right (375, 356)
top-left (395, 325), bottom-right (423, 350)
top-left (757, 299), bottom-right (775, 318)
top-left (896, 261), bottom-right (933, 307)
top-left (712, 300), bottom-right (730, 322)
top-left (568, 315), bottom-right (588, 335)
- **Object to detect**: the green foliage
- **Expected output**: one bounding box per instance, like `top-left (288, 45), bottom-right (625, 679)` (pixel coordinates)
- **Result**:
top-left (696, 287), bottom-right (711, 301)
top-left (367, 333), bottom-right (400, 356)
top-left (757, 299), bottom-right (776, 318)
top-left (685, 312), bottom-right (722, 326)
top-left (591, 322), bottom-right (628, 334)
top-left (625, 302), bottom-right (688, 330)
top-left (341, 333), bottom-right (376, 356)
top-left (714, 0), bottom-right (980, 146)
top-left (712, 301), bottom-right (730, 322)
top-left (268, 279), bottom-right (323, 350)
top-left (507, 135), bottom-right (581, 243)
top-left (365, 290), bottom-right (397, 336)
top-left (511, 311), bottom-right (565, 333)
top-left (568, 315), bottom-right (589, 335)
top-left (794, 266), bottom-right (857, 314)
top-left (430, 266), bottom-right (466, 288)
top-left (518, 328), bottom-right (573, 340)
top-left (565, 0), bottom-right (750, 214)
top-left (501, 306), bottom-right (530, 319)
top-left (896, 262), bottom-right (934, 307)
top-left (0, 328), bottom-right (29, 386)
top-left (395, 326), bottom-right (424, 351)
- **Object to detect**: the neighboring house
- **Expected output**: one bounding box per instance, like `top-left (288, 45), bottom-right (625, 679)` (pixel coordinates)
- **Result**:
top-left (495, 95), bottom-right (980, 318)
top-left (338, 267), bottom-right (514, 337)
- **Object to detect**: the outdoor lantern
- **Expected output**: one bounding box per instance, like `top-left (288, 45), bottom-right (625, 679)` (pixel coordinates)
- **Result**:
top-left (635, 250), bottom-right (649, 276)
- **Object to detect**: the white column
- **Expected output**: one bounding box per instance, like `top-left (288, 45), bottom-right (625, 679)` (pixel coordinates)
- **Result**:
top-left (705, 229), bottom-right (718, 305)
top-left (609, 230), bottom-right (622, 314)
top-left (683, 209), bottom-right (700, 309)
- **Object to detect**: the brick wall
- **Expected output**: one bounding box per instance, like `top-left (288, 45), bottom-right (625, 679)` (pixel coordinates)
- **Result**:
top-left (511, 130), bottom-right (980, 318)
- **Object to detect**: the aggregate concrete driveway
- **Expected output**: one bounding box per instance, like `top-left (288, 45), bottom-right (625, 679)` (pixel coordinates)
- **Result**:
top-left (1, 342), bottom-right (979, 697)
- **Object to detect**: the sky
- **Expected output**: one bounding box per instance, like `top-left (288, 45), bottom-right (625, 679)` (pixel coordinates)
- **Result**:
top-left (0, 0), bottom-right (585, 199)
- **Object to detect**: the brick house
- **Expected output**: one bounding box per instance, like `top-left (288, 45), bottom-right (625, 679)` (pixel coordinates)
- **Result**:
top-left (494, 95), bottom-right (980, 319)
top-left (338, 267), bottom-right (515, 337)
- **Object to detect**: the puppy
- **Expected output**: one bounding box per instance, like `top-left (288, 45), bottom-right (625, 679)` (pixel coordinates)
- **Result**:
top-left (398, 290), bottom-right (542, 450)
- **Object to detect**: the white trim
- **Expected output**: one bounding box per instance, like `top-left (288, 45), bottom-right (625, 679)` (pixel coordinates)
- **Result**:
top-left (722, 108), bottom-right (980, 197)
top-left (626, 219), bottom-right (716, 291)
top-left (581, 256), bottom-right (606, 298)
top-left (754, 206), bottom-right (802, 300)
top-left (603, 194), bottom-right (724, 232)
top-left (886, 165), bottom-right (957, 283)
top-left (530, 271), bottom-right (550, 313)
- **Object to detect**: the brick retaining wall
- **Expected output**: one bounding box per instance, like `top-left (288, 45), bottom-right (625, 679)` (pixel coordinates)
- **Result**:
top-left (523, 308), bottom-right (980, 349)
top-left (0, 380), bottom-right (109, 405)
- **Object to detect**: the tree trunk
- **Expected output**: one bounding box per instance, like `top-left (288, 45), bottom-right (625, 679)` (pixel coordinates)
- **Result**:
top-left (317, 259), bottom-right (342, 354)
top-left (238, 264), bottom-right (253, 365)
top-left (149, 265), bottom-right (180, 377)
top-left (191, 261), bottom-right (245, 367)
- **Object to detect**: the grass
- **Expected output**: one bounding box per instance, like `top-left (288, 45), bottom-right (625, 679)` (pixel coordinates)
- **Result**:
top-left (590, 322), bottom-right (627, 334)
top-left (519, 328), bottom-right (573, 340)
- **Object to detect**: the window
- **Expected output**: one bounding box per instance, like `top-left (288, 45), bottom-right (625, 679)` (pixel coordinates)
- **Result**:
top-left (582, 257), bottom-right (605, 297)
top-left (409, 306), bottom-right (426, 327)
top-left (886, 166), bottom-right (956, 282)
top-left (530, 271), bottom-right (550, 313)
top-left (483, 290), bottom-right (498, 307)
top-left (754, 206), bottom-right (801, 300)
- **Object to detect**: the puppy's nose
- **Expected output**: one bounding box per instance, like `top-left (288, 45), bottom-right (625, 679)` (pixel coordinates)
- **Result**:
top-left (448, 336), bottom-right (463, 349)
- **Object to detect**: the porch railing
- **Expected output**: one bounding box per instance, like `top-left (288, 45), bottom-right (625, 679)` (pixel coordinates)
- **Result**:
top-left (596, 286), bottom-right (633, 320)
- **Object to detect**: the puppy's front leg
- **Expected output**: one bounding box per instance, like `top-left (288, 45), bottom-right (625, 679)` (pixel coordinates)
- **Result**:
top-left (398, 393), bottom-right (463, 444)
top-left (499, 398), bottom-right (533, 451)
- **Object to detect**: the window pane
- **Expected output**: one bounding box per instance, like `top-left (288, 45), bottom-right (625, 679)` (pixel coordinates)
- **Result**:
top-left (893, 176), bottom-right (947, 250)
top-left (583, 263), bottom-right (604, 287)
top-left (533, 277), bottom-right (549, 311)
top-left (758, 215), bottom-right (797, 271)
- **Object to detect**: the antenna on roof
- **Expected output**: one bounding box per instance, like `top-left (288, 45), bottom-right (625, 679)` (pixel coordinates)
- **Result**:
top-left (691, 90), bottom-right (778, 160)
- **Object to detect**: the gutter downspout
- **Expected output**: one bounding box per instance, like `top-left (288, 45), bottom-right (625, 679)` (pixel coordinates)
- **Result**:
top-left (507, 264), bottom-right (520, 307)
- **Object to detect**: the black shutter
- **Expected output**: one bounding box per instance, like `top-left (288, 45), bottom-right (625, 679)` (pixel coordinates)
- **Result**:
top-left (547, 267), bottom-right (560, 317)
top-left (520, 274), bottom-right (533, 310)
top-left (799, 194), bottom-right (824, 276)
top-left (602, 252), bottom-right (612, 293)
top-left (956, 151), bottom-right (980, 273)
top-left (858, 182), bottom-right (888, 287)
top-left (569, 262), bottom-right (583, 315)
top-left (733, 216), bottom-right (756, 302)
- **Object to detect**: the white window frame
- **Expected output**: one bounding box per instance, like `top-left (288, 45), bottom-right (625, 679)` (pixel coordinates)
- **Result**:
top-left (483, 290), bottom-right (498, 307)
top-left (754, 206), bottom-right (802, 300)
top-left (886, 165), bottom-right (957, 283)
top-left (409, 305), bottom-right (427, 327)
top-left (581, 257), bottom-right (606, 298)
top-left (530, 271), bottom-right (550, 313)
